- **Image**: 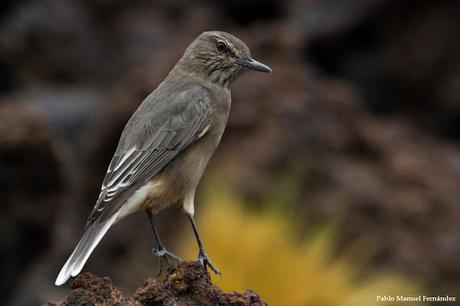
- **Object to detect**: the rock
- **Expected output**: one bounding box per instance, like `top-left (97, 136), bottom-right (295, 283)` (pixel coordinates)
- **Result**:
top-left (45, 262), bottom-right (267, 306)
top-left (46, 273), bottom-right (139, 306)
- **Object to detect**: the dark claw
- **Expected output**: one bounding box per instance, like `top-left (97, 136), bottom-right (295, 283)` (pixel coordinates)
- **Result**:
top-left (152, 247), bottom-right (182, 262)
top-left (152, 247), bottom-right (182, 276)
top-left (197, 250), bottom-right (221, 276)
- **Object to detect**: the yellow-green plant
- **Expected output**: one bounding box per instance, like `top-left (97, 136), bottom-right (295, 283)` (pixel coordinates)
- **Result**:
top-left (181, 185), bottom-right (424, 306)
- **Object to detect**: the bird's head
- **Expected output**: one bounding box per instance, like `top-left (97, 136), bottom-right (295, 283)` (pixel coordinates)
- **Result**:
top-left (178, 31), bottom-right (271, 87)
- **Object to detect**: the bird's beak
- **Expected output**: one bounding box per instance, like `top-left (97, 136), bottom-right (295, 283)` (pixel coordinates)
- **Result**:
top-left (236, 58), bottom-right (272, 73)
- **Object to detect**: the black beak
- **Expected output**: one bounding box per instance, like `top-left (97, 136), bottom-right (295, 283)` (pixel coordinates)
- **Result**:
top-left (236, 58), bottom-right (272, 73)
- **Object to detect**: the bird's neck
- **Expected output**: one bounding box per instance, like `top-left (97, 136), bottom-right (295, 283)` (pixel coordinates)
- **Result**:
top-left (172, 58), bottom-right (235, 89)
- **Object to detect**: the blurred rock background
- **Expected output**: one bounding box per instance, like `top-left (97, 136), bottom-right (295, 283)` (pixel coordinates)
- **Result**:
top-left (1, 0), bottom-right (459, 305)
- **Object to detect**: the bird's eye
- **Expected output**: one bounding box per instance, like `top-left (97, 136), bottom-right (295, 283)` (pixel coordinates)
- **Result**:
top-left (216, 41), bottom-right (229, 53)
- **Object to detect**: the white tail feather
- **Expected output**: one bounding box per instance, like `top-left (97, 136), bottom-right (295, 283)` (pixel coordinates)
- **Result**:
top-left (55, 181), bottom-right (155, 286)
top-left (55, 213), bottom-right (118, 286)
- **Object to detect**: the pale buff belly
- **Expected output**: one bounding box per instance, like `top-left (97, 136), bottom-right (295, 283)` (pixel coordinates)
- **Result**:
top-left (114, 135), bottom-right (218, 221)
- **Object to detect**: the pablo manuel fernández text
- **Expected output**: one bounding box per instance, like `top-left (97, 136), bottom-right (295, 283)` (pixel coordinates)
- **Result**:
top-left (377, 295), bottom-right (456, 302)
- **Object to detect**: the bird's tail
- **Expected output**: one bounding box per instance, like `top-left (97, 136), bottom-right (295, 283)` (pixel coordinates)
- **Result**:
top-left (55, 213), bottom-right (118, 286)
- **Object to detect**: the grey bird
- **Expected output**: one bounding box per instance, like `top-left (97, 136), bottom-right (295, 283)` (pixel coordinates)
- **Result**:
top-left (55, 31), bottom-right (271, 286)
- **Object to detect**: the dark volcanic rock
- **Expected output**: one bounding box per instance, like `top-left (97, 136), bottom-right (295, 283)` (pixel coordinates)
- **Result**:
top-left (45, 262), bottom-right (267, 306)
top-left (46, 273), bottom-right (140, 306)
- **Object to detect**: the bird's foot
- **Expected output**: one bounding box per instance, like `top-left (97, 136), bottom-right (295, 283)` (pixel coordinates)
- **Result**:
top-left (197, 250), bottom-right (221, 276)
top-left (152, 246), bottom-right (181, 276)
top-left (152, 247), bottom-right (182, 262)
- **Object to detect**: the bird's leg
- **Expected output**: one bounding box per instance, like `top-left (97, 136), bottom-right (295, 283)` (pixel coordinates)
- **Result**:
top-left (146, 210), bottom-right (181, 275)
top-left (186, 213), bottom-right (221, 275)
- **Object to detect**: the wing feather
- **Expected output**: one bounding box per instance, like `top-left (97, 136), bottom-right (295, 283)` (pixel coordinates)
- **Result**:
top-left (86, 87), bottom-right (213, 225)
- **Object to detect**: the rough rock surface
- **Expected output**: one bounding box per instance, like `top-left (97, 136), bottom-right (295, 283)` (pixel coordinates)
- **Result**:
top-left (45, 262), bottom-right (267, 306)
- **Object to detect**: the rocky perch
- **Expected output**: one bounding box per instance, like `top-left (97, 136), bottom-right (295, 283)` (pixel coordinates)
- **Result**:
top-left (45, 261), bottom-right (267, 306)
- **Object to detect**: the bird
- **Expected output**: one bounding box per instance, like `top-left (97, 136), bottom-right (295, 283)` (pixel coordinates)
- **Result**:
top-left (55, 30), bottom-right (271, 286)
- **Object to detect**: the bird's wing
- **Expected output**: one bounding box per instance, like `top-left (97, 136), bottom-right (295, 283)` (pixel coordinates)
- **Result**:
top-left (86, 87), bottom-right (213, 226)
